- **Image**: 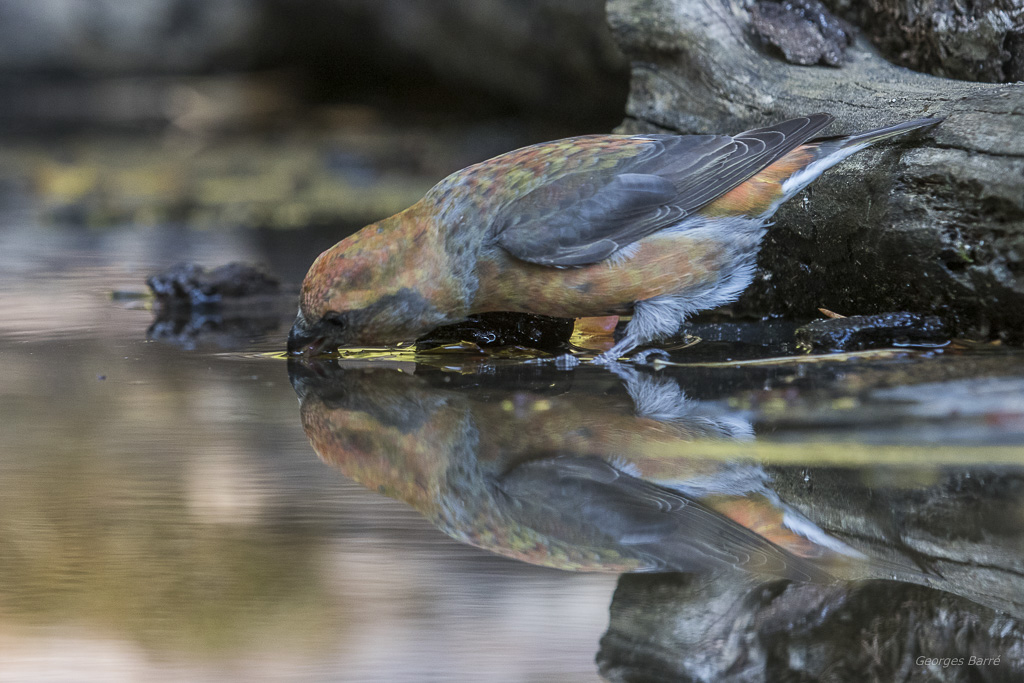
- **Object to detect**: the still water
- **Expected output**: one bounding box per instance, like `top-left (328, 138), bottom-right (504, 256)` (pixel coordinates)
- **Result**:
top-left (2, 214), bottom-right (1023, 679)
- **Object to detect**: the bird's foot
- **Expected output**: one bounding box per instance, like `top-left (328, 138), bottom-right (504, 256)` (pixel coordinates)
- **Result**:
top-left (592, 333), bottom-right (676, 365)
top-left (552, 353), bottom-right (581, 370)
top-left (592, 335), bottom-right (638, 364)
top-left (593, 345), bottom-right (671, 365)
top-left (631, 348), bottom-right (671, 365)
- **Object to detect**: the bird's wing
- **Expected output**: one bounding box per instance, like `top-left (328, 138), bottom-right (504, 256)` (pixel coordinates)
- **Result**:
top-left (497, 455), bottom-right (831, 581)
top-left (496, 114), bottom-right (835, 267)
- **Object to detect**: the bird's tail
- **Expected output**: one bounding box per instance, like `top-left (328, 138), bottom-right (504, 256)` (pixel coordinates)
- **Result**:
top-left (835, 116), bottom-right (945, 150)
top-left (777, 116), bottom-right (943, 202)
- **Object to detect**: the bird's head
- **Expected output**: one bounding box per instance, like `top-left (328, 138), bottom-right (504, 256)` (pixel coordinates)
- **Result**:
top-left (287, 236), bottom-right (382, 356)
top-left (288, 206), bottom-right (471, 356)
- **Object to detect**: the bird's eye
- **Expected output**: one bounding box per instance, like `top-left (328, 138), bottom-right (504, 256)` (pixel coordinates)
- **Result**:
top-left (322, 312), bottom-right (347, 330)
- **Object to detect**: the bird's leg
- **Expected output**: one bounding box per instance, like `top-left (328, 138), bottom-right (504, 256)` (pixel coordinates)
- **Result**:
top-left (592, 296), bottom-right (689, 364)
top-left (592, 340), bottom-right (672, 364)
top-left (552, 353), bottom-right (581, 370)
top-left (592, 334), bottom-right (641, 364)
top-left (604, 361), bottom-right (754, 437)
top-left (605, 362), bottom-right (690, 419)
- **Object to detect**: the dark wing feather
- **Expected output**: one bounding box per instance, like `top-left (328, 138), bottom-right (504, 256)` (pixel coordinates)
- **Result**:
top-left (497, 114), bottom-right (835, 267)
top-left (497, 455), bottom-right (831, 581)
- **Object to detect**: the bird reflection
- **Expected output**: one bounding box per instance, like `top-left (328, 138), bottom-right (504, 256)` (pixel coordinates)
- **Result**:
top-left (289, 359), bottom-right (868, 582)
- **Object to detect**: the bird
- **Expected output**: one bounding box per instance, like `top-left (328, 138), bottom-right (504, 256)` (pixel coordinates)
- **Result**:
top-left (288, 113), bottom-right (941, 363)
top-left (289, 359), bottom-right (857, 582)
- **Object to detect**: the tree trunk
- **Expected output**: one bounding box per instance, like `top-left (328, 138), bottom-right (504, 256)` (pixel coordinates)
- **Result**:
top-left (607, 0), bottom-right (1024, 340)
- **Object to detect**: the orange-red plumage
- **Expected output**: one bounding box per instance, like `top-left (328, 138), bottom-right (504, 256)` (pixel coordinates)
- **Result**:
top-left (288, 115), bottom-right (940, 360)
top-left (703, 145), bottom-right (818, 217)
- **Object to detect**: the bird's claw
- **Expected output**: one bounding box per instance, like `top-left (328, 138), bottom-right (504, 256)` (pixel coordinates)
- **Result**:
top-left (552, 353), bottom-right (581, 370)
top-left (592, 346), bottom-right (671, 365)
top-left (630, 348), bottom-right (671, 364)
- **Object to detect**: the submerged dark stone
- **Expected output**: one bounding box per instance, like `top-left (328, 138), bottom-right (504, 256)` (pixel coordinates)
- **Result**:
top-left (145, 261), bottom-right (289, 349)
top-left (416, 311), bottom-right (575, 352)
top-left (823, 0), bottom-right (1024, 83)
top-left (599, 573), bottom-right (1024, 683)
top-left (795, 312), bottom-right (949, 352)
top-left (147, 262), bottom-right (281, 310)
top-left (147, 313), bottom-right (283, 351)
top-left (750, 0), bottom-right (855, 66)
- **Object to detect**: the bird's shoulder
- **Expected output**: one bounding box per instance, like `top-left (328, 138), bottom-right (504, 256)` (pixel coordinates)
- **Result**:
top-left (423, 114), bottom-right (835, 267)
top-left (424, 134), bottom-right (685, 209)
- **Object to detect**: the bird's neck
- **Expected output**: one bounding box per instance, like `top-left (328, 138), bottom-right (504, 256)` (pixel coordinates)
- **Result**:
top-left (385, 202), bottom-right (477, 321)
top-left (328, 203), bottom-right (477, 341)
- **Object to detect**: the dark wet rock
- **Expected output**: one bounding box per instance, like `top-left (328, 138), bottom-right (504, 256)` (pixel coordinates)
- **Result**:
top-left (795, 312), bottom-right (949, 352)
top-left (607, 0), bottom-right (1024, 342)
top-left (146, 262), bottom-right (288, 349)
top-left (681, 319), bottom-right (801, 345)
top-left (750, 0), bottom-right (855, 66)
top-left (416, 311), bottom-right (575, 353)
top-left (824, 0), bottom-right (1024, 83)
top-left (598, 573), bottom-right (1024, 683)
top-left (675, 319), bottom-right (802, 360)
top-left (147, 262), bottom-right (280, 310)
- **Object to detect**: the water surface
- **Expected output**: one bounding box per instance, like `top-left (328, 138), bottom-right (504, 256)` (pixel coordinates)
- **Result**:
top-left (2, 181), bottom-right (1022, 682)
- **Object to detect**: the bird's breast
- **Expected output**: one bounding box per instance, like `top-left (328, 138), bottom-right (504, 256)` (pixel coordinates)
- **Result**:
top-left (472, 232), bottom-right (737, 318)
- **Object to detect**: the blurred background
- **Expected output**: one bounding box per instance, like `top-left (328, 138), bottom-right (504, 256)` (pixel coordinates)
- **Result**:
top-left (0, 0), bottom-right (630, 235)
top-left (0, 3), bottom-right (629, 681)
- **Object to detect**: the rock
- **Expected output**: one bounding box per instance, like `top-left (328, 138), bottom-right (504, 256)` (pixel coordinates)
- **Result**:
top-left (795, 312), bottom-right (949, 352)
top-left (599, 573), bottom-right (1024, 682)
top-left (824, 0), bottom-right (1024, 83)
top-left (765, 466), bottom-right (1024, 616)
top-left (145, 262), bottom-right (290, 349)
top-left (147, 312), bottom-right (283, 351)
top-left (147, 262), bottom-right (280, 309)
top-left (607, 0), bottom-right (1024, 342)
top-left (750, 0), bottom-right (855, 66)
top-left (416, 311), bottom-right (575, 352)
top-left (597, 453), bottom-right (1024, 679)
top-left (676, 319), bottom-right (802, 359)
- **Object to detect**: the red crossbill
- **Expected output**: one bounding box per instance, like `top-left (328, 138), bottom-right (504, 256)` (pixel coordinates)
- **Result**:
top-left (290, 360), bottom-right (889, 582)
top-left (288, 114), bottom-right (941, 362)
